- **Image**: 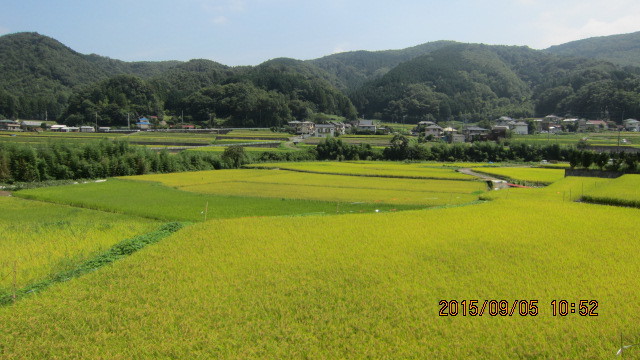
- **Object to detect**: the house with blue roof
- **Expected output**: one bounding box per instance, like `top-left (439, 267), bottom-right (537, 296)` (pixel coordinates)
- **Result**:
top-left (136, 117), bottom-right (151, 130)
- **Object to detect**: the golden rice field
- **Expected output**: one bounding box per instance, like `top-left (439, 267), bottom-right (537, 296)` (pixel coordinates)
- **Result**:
top-left (247, 161), bottom-right (477, 180)
top-left (1, 184), bottom-right (639, 358)
top-left (2, 161), bottom-right (640, 358)
top-left (481, 176), bottom-right (613, 202)
top-left (0, 196), bottom-right (158, 296)
top-left (581, 174), bottom-right (640, 207)
top-left (470, 166), bottom-right (566, 184)
top-left (127, 169), bottom-right (487, 206)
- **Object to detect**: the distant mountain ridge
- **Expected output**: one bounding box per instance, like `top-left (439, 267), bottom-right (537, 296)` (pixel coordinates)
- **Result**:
top-left (307, 41), bottom-right (458, 90)
top-left (1, 31), bottom-right (640, 125)
top-left (546, 31), bottom-right (640, 68)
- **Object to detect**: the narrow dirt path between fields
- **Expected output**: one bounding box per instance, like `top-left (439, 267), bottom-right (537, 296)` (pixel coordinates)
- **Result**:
top-left (0, 191), bottom-right (11, 197)
top-left (457, 168), bottom-right (510, 190)
top-left (457, 168), bottom-right (503, 181)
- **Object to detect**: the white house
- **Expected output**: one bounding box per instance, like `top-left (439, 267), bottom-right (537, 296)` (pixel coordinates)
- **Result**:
top-left (80, 126), bottom-right (95, 133)
top-left (512, 122), bottom-right (528, 135)
top-left (288, 120), bottom-right (315, 135)
top-left (331, 122), bottom-right (347, 135)
top-left (496, 116), bottom-right (514, 127)
top-left (624, 118), bottom-right (639, 131)
top-left (424, 124), bottom-right (444, 137)
top-left (314, 124), bottom-right (336, 137)
top-left (50, 124), bottom-right (69, 132)
top-left (357, 120), bottom-right (377, 132)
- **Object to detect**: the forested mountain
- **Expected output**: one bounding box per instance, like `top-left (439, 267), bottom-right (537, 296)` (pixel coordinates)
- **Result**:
top-left (2, 31), bottom-right (640, 127)
top-left (546, 31), bottom-right (640, 68)
top-left (224, 58), bottom-right (357, 120)
top-left (351, 43), bottom-right (640, 123)
top-left (307, 41), bottom-right (457, 90)
top-left (0, 32), bottom-right (181, 120)
top-left (0, 32), bottom-right (358, 126)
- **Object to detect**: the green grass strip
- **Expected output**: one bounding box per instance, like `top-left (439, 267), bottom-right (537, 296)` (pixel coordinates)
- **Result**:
top-left (0, 222), bottom-right (185, 306)
top-left (581, 195), bottom-right (640, 208)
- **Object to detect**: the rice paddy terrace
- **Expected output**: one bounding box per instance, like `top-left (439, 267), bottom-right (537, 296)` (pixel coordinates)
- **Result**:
top-left (1, 161), bottom-right (639, 359)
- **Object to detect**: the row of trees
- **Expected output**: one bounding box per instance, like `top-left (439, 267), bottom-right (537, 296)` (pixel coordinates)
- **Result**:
top-left (3, 137), bottom-right (638, 185)
top-left (314, 135), bottom-right (640, 171)
top-left (0, 140), bottom-right (224, 183)
top-left (568, 149), bottom-right (639, 172)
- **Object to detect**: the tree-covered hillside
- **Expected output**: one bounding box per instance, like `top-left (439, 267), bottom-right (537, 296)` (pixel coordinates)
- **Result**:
top-left (0, 33), bottom-right (357, 126)
top-left (546, 31), bottom-right (640, 68)
top-left (307, 41), bottom-right (457, 90)
top-left (0, 32), bottom-right (178, 120)
top-left (351, 43), bottom-right (640, 123)
top-left (2, 31), bottom-right (640, 127)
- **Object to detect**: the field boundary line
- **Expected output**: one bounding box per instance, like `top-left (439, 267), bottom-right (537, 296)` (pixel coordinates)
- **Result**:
top-left (0, 222), bottom-right (186, 306)
top-left (247, 166), bottom-right (478, 182)
top-left (465, 168), bottom-right (553, 187)
top-left (580, 195), bottom-right (640, 209)
top-left (212, 180), bottom-right (480, 195)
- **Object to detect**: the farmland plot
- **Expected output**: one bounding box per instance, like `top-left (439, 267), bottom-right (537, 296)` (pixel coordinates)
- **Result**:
top-left (0, 196), bottom-right (157, 296)
top-left (0, 192), bottom-right (638, 358)
top-left (581, 174), bottom-right (640, 207)
top-left (128, 169), bottom-right (486, 206)
top-left (15, 178), bottom-right (425, 221)
top-left (247, 161), bottom-right (477, 180)
top-left (2, 161), bottom-right (638, 358)
top-left (470, 166), bottom-right (565, 185)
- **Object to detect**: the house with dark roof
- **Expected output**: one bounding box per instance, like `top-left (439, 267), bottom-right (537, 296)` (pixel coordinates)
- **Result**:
top-left (585, 120), bottom-right (608, 131)
top-left (20, 120), bottom-right (44, 130)
top-left (357, 120), bottom-right (376, 132)
top-left (0, 120), bottom-right (20, 131)
top-left (463, 126), bottom-right (489, 142)
top-left (512, 122), bottom-right (528, 135)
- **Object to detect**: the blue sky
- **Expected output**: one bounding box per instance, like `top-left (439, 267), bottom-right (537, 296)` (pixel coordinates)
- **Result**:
top-left (1, 0), bottom-right (639, 65)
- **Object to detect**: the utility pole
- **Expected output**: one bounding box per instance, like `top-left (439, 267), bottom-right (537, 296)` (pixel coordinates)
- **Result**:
top-left (127, 113), bottom-right (130, 129)
top-left (181, 110), bottom-right (184, 124)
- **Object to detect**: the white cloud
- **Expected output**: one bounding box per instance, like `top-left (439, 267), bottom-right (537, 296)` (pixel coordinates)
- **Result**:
top-left (212, 15), bottom-right (229, 25)
top-left (200, 0), bottom-right (246, 25)
top-left (200, 0), bottom-right (245, 13)
top-left (332, 43), bottom-right (351, 54)
top-left (515, 0), bottom-right (537, 5)
top-left (526, 0), bottom-right (640, 48)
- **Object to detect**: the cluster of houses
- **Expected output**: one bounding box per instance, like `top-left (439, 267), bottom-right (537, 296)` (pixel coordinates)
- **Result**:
top-left (287, 119), bottom-right (381, 137)
top-left (0, 120), bottom-right (113, 133)
top-left (0, 117), bottom-right (163, 132)
top-left (534, 115), bottom-right (640, 133)
top-left (416, 121), bottom-right (494, 143)
top-left (416, 115), bottom-right (640, 143)
top-left (4, 114), bottom-right (640, 139)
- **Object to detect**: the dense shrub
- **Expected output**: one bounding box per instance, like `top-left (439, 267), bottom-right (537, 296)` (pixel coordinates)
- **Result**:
top-left (0, 140), bottom-right (223, 183)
